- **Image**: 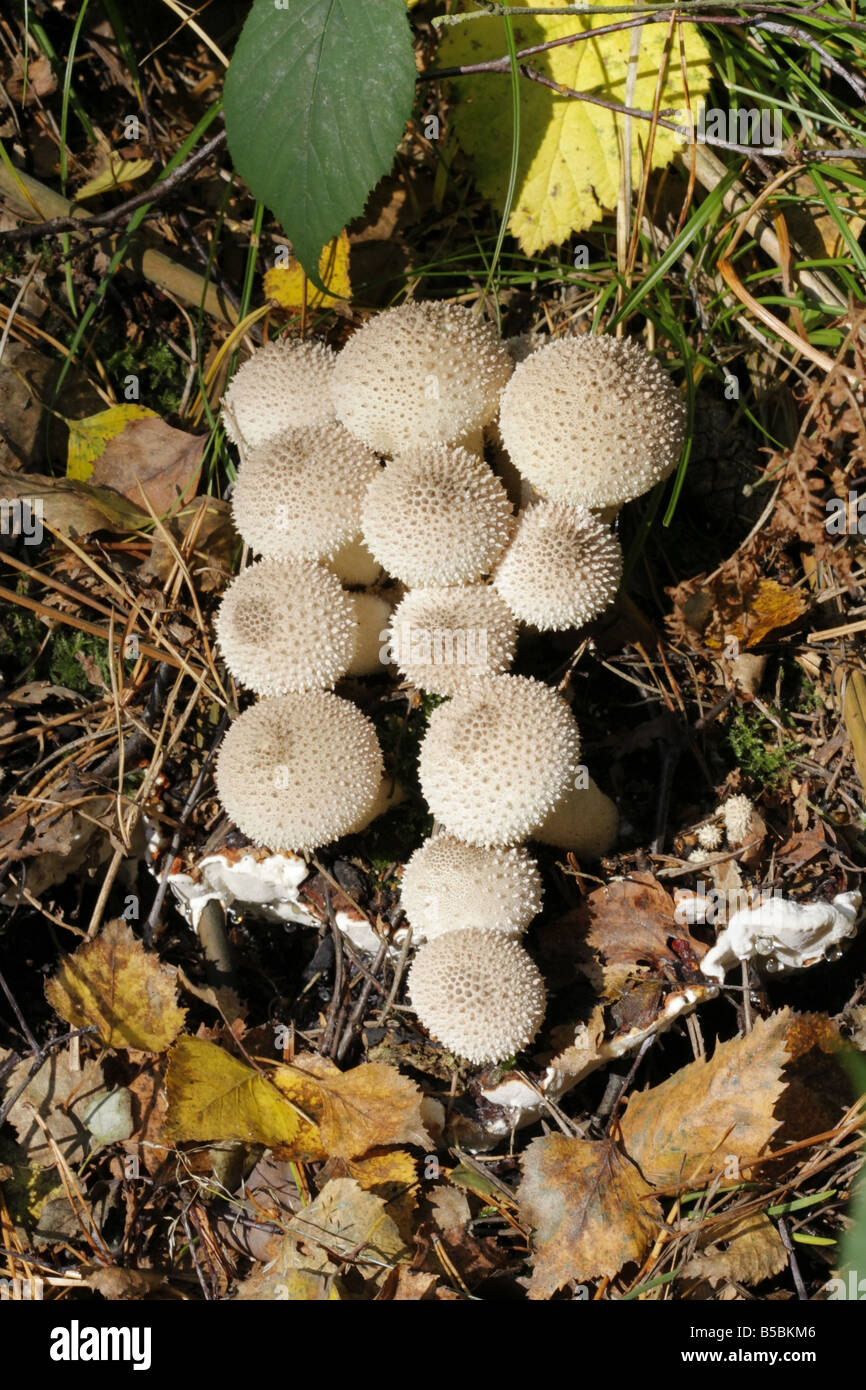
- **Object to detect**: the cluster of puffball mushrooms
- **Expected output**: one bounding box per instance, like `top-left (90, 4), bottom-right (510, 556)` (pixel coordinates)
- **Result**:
top-left (214, 301), bottom-right (686, 1067)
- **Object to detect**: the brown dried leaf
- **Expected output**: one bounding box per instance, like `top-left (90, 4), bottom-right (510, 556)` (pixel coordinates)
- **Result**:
top-left (620, 1009), bottom-right (845, 1188)
top-left (519, 1134), bottom-right (662, 1296)
top-left (282, 1056), bottom-right (431, 1159)
top-left (90, 416), bottom-right (205, 517)
top-left (45, 919), bottom-right (186, 1052)
top-left (1, 1051), bottom-right (106, 1166)
top-left (0, 467), bottom-right (150, 537)
top-left (286, 1177), bottom-right (409, 1265)
top-left (586, 873), bottom-right (708, 995)
top-left (680, 1210), bottom-right (787, 1288)
top-left (233, 1234), bottom-right (341, 1301)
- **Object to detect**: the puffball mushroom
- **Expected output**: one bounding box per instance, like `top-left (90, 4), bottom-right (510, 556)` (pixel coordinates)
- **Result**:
top-left (388, 586), bottom-right (517, 695)
top-left (361, 444), bottom-right (513, 588)
top-left (492, 501), bottom-right (623, 631)
top-left (408, 929), bottom-right (547, 1065)
top-left (532, 776), bottom-right (619, 858)
top-left (215, 558), bottom-right (355, 694)
top-left (215, 693), bottom-right (384, 854)
top-left (222, 340), bottom-right (336, 451)
top-left (232, 423), bottom-right (380, 562)
top-left (499, 335), bottom-right (686, 509)
top-left (418, 674), bottom-right (580, 847)
top-left (401, 834), bottom-right (543, 940)
top-left (331, 300), bottom-right (514, 455)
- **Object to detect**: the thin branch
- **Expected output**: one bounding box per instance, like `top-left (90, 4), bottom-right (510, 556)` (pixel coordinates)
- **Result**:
top-left (0, 130), bottom-right (227, 245)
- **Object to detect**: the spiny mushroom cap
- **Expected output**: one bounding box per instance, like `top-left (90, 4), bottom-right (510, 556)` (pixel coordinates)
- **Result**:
top-left (499, 336), bottom-right (686, 509)
top-left (214, 558), bottom-right (355, 695)
top-left (418, 674), bottom-right (580, 847)
top-left (408, 930), bottom-right (547, 1064)
top-left (331, 300), bottom-right (514, 455)
top-left (401, 834), bottom-right (543, 940)
top-left (532, 776), bottom-right (619, 857)
top-left (232, 424), bottom-right (380, 562)
top-left (222, 340), bottom-right (336, 451)
top-left (215, 693), bottom-right (384, 853)
top-left (388, 586), bottom-right (517, 696)
top-left (492, 501), bottom-right (623, 631)
top-left (362, 444), bottom-right (513, 587)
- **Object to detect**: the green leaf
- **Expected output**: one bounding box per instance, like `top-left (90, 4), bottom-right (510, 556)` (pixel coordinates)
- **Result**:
top-left (224, 0), bottom-right (416, 279)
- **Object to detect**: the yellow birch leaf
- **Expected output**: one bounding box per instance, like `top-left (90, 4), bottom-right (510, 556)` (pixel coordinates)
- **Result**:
top-left (439, 0), bottom-right (711, 253)
top-left (66, 404), bottom-right (157, 482)
top-left (45, 919), bottom-right (186, 1052)
top-left (263, 231), bottom-right (351, 310)
top-left (74, 155), bottom-right (154, 202)
top-left (282, 1055), bottom-right (431, 1159)
top-left (164, 1036), bottom-right (312, 1149)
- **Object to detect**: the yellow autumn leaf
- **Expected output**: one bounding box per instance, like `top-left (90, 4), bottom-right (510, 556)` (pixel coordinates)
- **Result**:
top-left (74, 154), bottom-right (154, 202)
top-left (164, 1036), bottom-right (313, 1150)
top-left (736, 578), bottom-right (808, 648)
top-left (66, 404), bottom-right (157, 482)
top-left (45, 919), bottom-right (186, 1052)
top-left (439, 0), bottom-right (711, 252)
top-left (263, 231), bottom-right (351, 310)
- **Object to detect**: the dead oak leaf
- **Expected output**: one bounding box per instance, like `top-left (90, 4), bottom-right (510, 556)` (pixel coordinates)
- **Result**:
top-left (45, 919), bottom-right (186, 1052)
top-left (519, 1134), bottom-right (662, 1296)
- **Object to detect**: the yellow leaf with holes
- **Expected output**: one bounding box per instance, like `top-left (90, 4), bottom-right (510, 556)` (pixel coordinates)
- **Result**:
top-left (66, 404), bottom-right (157, 481)
top-left (74, 155), bottom-right (154, 202)
top-left (263, 231), bottom-right (351, 310)
top-left (45, 919), bottom-right (186, 1052)
top-left (440, 0), bottom-right (711, 253)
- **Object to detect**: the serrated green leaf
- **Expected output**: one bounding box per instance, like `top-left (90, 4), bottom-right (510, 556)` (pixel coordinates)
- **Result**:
top-left (224, 0), bottom-right (416, 278)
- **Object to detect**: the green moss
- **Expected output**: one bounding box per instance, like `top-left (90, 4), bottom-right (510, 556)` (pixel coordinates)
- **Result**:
top-left (46, 629), bottom-right (111, 693)
top-left (727, 706), bottom-right (801, 790)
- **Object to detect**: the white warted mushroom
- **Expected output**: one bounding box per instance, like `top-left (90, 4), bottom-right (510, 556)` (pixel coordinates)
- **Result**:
top-left (498, 335), bottom-right (686, 509)
top-left (387, 586), bottom-right (517, 695)
top-left (418, 674), bottom-right (580, 847)
top-left (492, 501), bottom-right (623, 631)
top-left (408, 929), bottom-right (547, 1064)
top-left (400, 834), bottom-right (543, 940)
top-left (222, 340), bottom-right (336, 451)
top-left (331, 300), bottom-right (514, 455)
top-left (215, 693), bottom-right (384, 853)
top-left (361, 444), bottom-right (513, 588)
top-left (214, 558), bottom-right (355, 694)
top-left (719, 794), bottom-right (755, 846)
top-left (700, 890), bottom-right (862, 982)
top-left (532, 776), bottom-right (619, 858)
top-left (231, 423), bottom-right (380, 562)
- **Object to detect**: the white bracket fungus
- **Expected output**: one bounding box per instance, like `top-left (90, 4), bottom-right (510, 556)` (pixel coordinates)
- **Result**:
top-left (700, 890), bottom-right (862, 982)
